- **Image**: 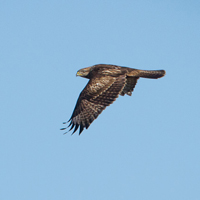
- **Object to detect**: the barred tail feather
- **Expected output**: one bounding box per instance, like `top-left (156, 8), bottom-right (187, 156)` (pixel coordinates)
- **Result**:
top-left (138, 70), bottom-right (166, 79)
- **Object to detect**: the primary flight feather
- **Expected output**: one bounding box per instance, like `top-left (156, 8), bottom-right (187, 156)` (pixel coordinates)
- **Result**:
top-left (61, 64), bottom-right (165, 135)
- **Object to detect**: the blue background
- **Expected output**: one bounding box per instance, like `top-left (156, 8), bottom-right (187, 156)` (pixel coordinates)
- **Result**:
top-left (1, 1), bottom-right (200, 199)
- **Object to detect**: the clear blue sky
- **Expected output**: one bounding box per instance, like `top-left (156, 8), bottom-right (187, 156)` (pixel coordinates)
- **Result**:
top-left (1, 1), bottom-right (200, 200)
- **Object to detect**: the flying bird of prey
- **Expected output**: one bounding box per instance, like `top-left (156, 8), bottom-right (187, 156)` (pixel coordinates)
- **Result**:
top-left (61, 64), bottom-right (165, 135)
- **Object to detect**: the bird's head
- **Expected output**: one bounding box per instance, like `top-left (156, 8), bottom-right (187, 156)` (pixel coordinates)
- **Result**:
top-left (76, 67), bottom-right (92, 79)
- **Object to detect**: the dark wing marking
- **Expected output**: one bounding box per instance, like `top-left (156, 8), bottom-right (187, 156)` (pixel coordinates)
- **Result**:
top-left (62, 75), bottom-right (126, 135)
top-left (120, 77), bottom-right (139, 96)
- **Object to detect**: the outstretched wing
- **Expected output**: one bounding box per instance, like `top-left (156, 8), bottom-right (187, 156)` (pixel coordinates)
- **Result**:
top-left (62, 75), bottom-right (126, 135)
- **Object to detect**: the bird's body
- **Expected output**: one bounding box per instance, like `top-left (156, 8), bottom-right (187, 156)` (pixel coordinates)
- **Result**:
top-left (61, 64), bottom-right (165, 135)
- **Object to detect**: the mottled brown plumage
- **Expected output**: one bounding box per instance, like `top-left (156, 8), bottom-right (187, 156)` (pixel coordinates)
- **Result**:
top-left (61, 64), bottom-right (165, 135)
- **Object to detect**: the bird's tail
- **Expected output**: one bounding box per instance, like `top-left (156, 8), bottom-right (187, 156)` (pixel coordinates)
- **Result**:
top-left (132, 69), bottom-right (166, 79)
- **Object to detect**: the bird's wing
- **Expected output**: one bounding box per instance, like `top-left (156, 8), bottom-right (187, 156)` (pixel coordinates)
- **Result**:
top-left (120, 77), bottom-right (139, 96)
top-left (63, 75), bottom-right (126, 135)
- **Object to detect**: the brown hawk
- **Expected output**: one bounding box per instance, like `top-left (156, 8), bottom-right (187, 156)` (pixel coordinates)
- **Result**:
top-left (61, 64), bottom-right (165, 135)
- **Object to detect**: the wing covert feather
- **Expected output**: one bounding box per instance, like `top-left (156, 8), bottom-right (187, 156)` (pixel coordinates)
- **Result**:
top-left (65, 75), bottom-right (126, 134)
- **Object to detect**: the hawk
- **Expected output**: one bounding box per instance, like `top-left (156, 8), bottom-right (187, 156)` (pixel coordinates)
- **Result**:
top-left (61, 64), bottom-right (165, 135)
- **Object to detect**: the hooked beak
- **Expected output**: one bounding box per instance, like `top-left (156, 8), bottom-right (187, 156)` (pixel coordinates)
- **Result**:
top-left (76, 71), bottom-right (82, 77)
